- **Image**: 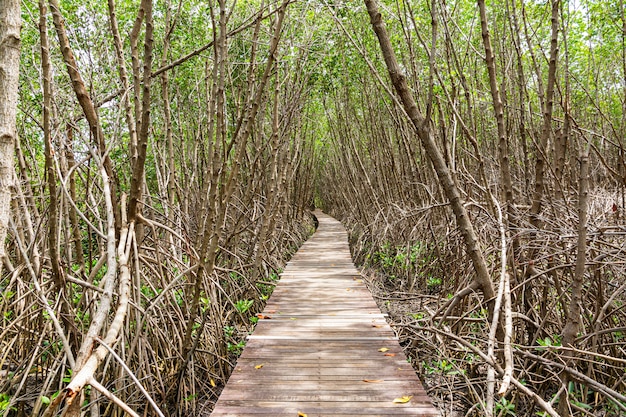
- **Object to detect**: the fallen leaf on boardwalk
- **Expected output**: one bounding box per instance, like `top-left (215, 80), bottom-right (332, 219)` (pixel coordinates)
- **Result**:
top-left (210, 379), bottom-right (216, 387)
top-left (372, 324), bottom-right (382, 328)
top-left (346, 288), bottom-right (351, 291)
top-left (290, 317), bottom-right (298, 320)
top-left (297, 412), bottom-right (308, 417)
top-left (384, 353), bottom-right (396, 357)
top-left (256, 314), bottom-right (272, 319)
top-left (393, 395), bottom-right (413, 404)
top-left (362, 379), bottom-right (384, 383)
top-left (378, 347), bottom-right (390, 352)
top-left (254, 364), bottom-right (264, 369)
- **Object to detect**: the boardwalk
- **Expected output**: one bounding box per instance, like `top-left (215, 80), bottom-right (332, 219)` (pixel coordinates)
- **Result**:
top-left (211, 211), bottom-right (439, 417)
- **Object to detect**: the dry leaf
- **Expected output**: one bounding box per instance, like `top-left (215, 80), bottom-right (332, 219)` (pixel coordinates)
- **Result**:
top-left (346, 288), bottom-right (351, 291)
top-left (210, 379), bottom-right (216, 387)
top-left (362, 379), bottom-right (384, 383)
top-left (378, 347), bottom-right (390, 352)
top-left (372, 324), bottom-right (382, 328)
top-left (393, 395), bottom-right (413, 404)
top-left (384, 353), bottom-right (396, 357)
top-left (297, 412), bottom-right (308, 417)
top-left (254, 364), bottom-right (264, 369)
top-left (256, 314), bottom-right (271, 319)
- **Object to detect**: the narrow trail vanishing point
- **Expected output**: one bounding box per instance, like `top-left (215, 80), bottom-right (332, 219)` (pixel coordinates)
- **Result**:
top-left (210, 211), bottom-right (439, 417)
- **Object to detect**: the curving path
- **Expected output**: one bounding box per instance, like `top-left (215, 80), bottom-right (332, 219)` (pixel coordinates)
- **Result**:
top-left (210, 211), bottom-right (439, 417)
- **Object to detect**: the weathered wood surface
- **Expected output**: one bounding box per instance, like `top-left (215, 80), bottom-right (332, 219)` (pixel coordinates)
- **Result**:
top-left (211, 211), bottom-right (439, 417)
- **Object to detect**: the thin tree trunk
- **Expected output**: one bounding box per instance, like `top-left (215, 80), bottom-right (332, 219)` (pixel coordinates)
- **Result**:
top-left (127, 0), bottom-right (153, 222)
top-left (0, 0), bottom-right (21, 270)
top-left (477, 0), bottom-right (514, 209)
top-left (64, 125), bottom-right (85, 269)
top-left (530, 0), bottom-right (560, 226)
top-left (40, 0), bottom-right (64, 295)
top-left (559, 139), bottom-right (590, 416)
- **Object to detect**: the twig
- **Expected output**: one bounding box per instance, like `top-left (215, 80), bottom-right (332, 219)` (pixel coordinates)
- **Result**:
top-left (423, 325), bottom-right (560, 417)
top-left (516, 349), bottom-right (626, 410)
top-left (95, 337), bottom-right (165, 417)
top-left (485, 195), bottom-right (508, 415)
top-left (88, 378), bottom-right (141, 417)
top-left (8, 217), bottom-right (76, 368)
top-left (492, 196), bottom-right (513, 396)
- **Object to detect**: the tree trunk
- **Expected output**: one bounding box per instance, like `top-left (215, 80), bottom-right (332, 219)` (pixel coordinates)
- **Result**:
top-left (40, 0), bottom-right (64, 297)
top-left (0, 0), bottom-right (21, 268)
top-left (530, 0), bottom-right (560, 226)
top-left (127, 0), bottom-right (153, 222)
top-left (559, 141), bottom-right (590, 416)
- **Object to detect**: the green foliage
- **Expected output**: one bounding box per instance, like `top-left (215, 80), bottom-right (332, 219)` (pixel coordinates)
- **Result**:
top-left (62, 369), bottom-right (72, 384)
top-left (422, 359), bottom-right (462, 377)
top-left (229, 272), bottom-right (244, 283)
top-left (536, 335), bottom-right (562, 349)
top-left (426, 276), bottom-right (442, 290)
top-left (183, 393), bottom-right (198, 402)
top-left (495, 397), bottom-right (516, 416)
top-left (368, 241), bottom-right (442, 290)
top-left (409, 312), bottom-right (424, 320)
top-left (200, 296), bottom-right (210, 313)
top-left (234, 299), bottom-right (254, 314)
top-left (0, 393), bottom-right (15, 412)
top-left (174, 289), bottom-right (185, 307)
top-left (223, 325), bottom-right (234, 339)
top-left (256, 271), bottom-right (281, 300)
top-left (227, 340), bottom-right (246, 355)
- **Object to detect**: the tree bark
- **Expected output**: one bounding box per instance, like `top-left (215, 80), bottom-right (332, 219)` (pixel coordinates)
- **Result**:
top-left (0, 0), bottom-right (21, 266)
top-left (127, 0), bottom-right (153, 221)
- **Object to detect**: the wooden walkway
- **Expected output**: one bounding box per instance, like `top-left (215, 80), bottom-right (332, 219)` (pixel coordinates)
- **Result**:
top-left (211, 211), bottom-right (439, 417)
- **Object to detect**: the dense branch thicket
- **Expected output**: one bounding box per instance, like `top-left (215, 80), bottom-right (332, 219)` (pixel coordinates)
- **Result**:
top-left (1, 0), bottom-right (625, 416)
top-left (1, 1), bottom-right (315, 415)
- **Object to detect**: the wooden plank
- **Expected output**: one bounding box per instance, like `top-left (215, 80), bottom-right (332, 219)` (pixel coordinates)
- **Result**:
top-left (210, 211), bottom-right (439, 417)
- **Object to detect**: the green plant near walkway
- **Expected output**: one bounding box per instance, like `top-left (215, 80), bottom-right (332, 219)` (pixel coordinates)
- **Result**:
top-left (495, 397), bottom-right (516, 416)
top-left (235, 299), bottom-right (254, 314)
top-left (370, 241), bottom-right (443, 291)
top-left (0, 393), bottom-right (16, 412)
